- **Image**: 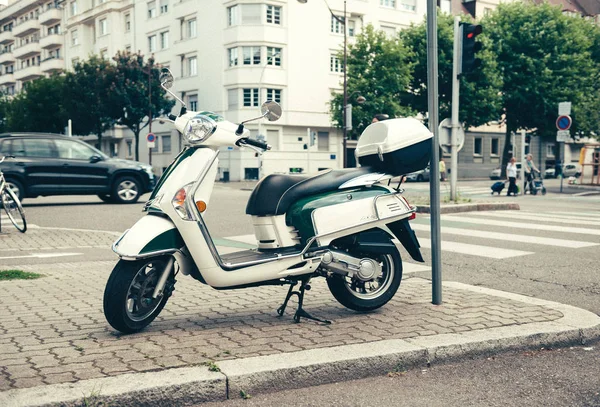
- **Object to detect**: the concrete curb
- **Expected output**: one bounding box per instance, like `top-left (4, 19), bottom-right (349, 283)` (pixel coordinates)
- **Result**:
top-left (2, 279), bottom-right (599, 407)
top-left (417, 202), bottom-right (520, 214)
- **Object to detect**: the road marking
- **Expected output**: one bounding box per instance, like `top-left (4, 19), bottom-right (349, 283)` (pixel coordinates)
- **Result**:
top-left (544, 211), bottom-right (600, 219)
top-left (418, 237), bottom-right (533, 259)
top-left (0, 252), bottom-right (83, 260)
top-left (440, 215), bottom-right (600, 236)
top-left (411, 223), bottom-right (597, 248)
top-left (468, 211), bottom-right (600, 226)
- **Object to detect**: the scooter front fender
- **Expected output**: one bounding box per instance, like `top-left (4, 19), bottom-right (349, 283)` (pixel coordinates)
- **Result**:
top-left (112, 214), bottom-right (184, 260)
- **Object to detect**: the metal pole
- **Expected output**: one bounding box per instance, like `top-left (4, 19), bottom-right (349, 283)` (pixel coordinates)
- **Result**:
top-left (342, 0), bottom-right (347, 168)
top-left (148, 68), bottom-right (152, 166)
top-left (450, 16), bottom-right (461, 202)
top-left (559, 143), bottom-right (564, 193)
top-left (521, 130), bottom-right (526, 189)
top-left (427, 0), bottom-right (442, 305)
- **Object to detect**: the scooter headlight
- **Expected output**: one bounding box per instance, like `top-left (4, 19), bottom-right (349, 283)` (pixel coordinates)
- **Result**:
top-left (183, 115), bottom-right (217, 144)
top-left (172, 183), bottom-right (195, 220)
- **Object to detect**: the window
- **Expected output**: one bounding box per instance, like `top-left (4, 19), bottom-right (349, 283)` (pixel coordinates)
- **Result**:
top-left (125, 14), bottom-right (131, 32)
top-left (147, 1), bottom-right (156, 18)
top-left (71, 29), bottom-right (78, 46)
top-left (162, 135), bottom-right (171, 153)
top-left (160, 31), bottom-right (168, 49)
top-left (318, 131), bottom-right (329, 152)
top-left (125, 45), bottom-right (131, 52)
top-left (266, 5), bottom-right (281, 25)
top-left (71, 57), bottom-right (79, 67)
top-left (150, 136), bottom-right (159, 153)
top-left (242, 46), bottom-right (261, 65)
top-left (188, 56), bottom-right (197, 76)
top-left (100, 48), bottom-right (108, 59)
top-left (266, 88), bottom-right (281, 104)
top-left (188, 94), bottom-right (197, 111)
top-left (54, 139), bottom-right (95, 160)
top-left (160, 0), bottom-right (168, 14)
top-left (228, 47), bottom-right (238, 67)
top-left (380, 25), bottom-right (396, 37)
top-left (227, 5), bottom-right (239, 26)
top-left (380, 0), bottom-right (396, 7)
top-left (22, 139), bottom-right (55, 158)
top-left (266, 47), bottom-right (281, 66)
top-left (331, 15), bottom-right (344, 34)
top-left (187, 19), bottom-right (197, 38)
top-left (330, 54), bottom-right (342, 73)
top-left (491, 139), bottom-right (499, 156)
top-left (228, 89), bottom-right (238, 110)
top-left (348, 20), bottom-right (355, 37)
top-left (243, 88), bottom-right (259, 107)
top-left (99, 18), bottom-right (107, 36)
top-left (70, 1), bottom-right (77, 17)
top-left (474, 137), bottom-right (482, 156)
top-left (241, 4), bottom-right (261, 24)
top-left (400, 0), bottom-right (416, 11)
top-left (546, 144), bottom-right (555, 157)
top-left (266, 129), bottom-right (279, 150)
top-left (148, 35), bottom-right (156, 52)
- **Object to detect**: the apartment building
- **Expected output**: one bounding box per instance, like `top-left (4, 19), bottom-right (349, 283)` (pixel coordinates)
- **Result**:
top-left (0, 0), bottom-right (435, 181)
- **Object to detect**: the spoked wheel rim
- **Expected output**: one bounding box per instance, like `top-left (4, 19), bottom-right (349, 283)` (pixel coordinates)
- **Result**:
top-left (1, 189), bottom-right (26, 232)
top-left (117, 180), bottom-right (139, 202)
top-left (126, 261), bottom-right (165, 322)
top-left (5, 181), bottom-right (21, 199)
top-left (342, 254), bottom-right (395, 300)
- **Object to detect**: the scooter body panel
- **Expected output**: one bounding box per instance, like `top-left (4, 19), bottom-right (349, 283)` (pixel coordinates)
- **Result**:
top-left (113, 215), bottom-right (182, 259)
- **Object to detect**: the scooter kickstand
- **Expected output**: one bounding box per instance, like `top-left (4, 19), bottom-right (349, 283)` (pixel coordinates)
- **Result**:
top-left (277, 282), bottom-right (297, 317)
top-left (293, 281), bottom-right (331, 325)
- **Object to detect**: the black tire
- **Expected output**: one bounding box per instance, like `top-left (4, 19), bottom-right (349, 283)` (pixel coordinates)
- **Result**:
top-left (97, 194), bottom-right (113, 203)
top-left (417, 174), bottom-right (424, 182)
top-left (542, 187), bottom-right (547, 195)
top-left (112, 176), bottom-right (141, 204)
top-left (1, 187), bottom-right (26, 233)
top-left (326, 247), bottom-right (402, 312)
top-left (103, 257), bottom-right (175, 334)
top-left (4, 178), bottom-right (24, 202)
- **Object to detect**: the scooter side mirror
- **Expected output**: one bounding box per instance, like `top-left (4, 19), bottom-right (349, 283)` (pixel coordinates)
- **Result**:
top-left (261, 101), bottom-right (282, 122)
top-left (159, 68), bottom-right (174, 89)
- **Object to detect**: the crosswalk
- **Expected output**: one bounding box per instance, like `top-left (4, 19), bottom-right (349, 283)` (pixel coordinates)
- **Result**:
top-left (214, 209), bottom-right (600, 275)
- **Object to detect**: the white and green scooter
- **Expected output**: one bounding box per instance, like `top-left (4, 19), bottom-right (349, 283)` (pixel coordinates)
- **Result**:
top-left (103, 69), bottom-right (430, 334)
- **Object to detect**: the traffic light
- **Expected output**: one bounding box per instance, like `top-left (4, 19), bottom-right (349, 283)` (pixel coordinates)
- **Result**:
top-left (461, 23), bottom-right (482, 74)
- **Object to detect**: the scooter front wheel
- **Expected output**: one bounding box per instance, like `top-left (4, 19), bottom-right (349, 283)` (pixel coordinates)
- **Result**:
top-left (326, 248), bottom-right (402, 312)
top-left (103, 256), bottom-right (175, 334)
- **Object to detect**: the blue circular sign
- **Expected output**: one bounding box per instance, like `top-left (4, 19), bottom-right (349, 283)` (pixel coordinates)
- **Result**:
top-left (556, 115), bottom-right (572, 131)
top-left (147, 133), bottom-right (156, 142)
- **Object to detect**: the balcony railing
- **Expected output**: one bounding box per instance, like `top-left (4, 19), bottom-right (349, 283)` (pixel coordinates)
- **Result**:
top-left (40, 57), bottom-right (64, 72)
top-left (13, 17), bottom-right (40, 38)
top-left (40, 7), bottom-right (63, 25)
top-left (0, 30), bottom-right (14, 45)
top-left (13, 39), bottom-right (40, 59)
top-left (0, 73), bottom-right (16, 85)
top-left (40, 33), bottom-right (63, 49)
top-left (14, 64), bottom-right (41, 81)
top-left (0, 51), bottom-right (14, 64)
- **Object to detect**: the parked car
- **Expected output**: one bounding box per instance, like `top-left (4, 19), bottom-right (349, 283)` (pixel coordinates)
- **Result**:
top-left (405, 165), bottom-right (430, 182)
top-left (0, 133), bottom-right (155, 203)
top-left (544, 164), bottom-right (580, 179)
top-left (490, 163), bottom-right (521, 180)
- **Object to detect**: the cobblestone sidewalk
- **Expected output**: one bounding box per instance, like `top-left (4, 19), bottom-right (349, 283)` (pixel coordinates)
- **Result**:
top-left (0, 228), bottom-right (119, 252)
top-left (0, 261), bottom-right (565, 392)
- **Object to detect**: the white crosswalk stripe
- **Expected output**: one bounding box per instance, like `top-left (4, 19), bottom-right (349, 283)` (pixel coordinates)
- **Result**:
top-left (467, 211), bottom-right (600, 226)
top-left (418, 237), bottom-right (533, 259)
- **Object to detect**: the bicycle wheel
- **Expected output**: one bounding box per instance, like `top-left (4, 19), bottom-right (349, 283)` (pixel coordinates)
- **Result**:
top-left (1, 187), bottom-right (26, 233)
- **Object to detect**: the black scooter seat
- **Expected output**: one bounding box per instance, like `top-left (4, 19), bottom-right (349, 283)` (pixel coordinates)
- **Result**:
top-left (246, 167), bottom-right (375, 216)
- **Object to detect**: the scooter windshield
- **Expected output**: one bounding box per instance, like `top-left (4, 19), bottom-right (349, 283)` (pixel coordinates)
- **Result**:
top-left (196, 111), bottom-right (224, 122)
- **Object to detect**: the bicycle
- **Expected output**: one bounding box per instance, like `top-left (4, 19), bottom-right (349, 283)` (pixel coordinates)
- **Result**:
top-left (0, 155), bottom-right (26, 233)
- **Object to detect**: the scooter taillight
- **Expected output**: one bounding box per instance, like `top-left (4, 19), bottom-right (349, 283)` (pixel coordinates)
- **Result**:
top-left (401, 196), bottom-right (417, 220)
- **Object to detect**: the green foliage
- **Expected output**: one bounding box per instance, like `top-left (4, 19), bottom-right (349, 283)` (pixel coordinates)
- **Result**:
top-left (63, 55), bottom-right (118, 150)
top-left (330, 25), bottom-right (414, 140)
top-left (0, 270), bottom-right (43, 281)
top-left (7, 74), bottom-right (68, 133)
top-left (109, 51), bottom-right (175, 160)
top-left (399, 12), bottom-right (503, 129)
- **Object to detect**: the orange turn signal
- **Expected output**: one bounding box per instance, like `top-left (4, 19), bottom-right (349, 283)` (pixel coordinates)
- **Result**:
top-left (196, 200), bottom-right (207, 213)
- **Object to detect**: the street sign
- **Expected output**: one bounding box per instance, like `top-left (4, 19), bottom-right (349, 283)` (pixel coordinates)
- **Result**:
top-left (558, 102), bottom-right (571, 116)
top-left (147, 133), bottom-right (156, 149)
top-left (438, 118), bottom-right (465, 154)
top-left (557, 130), bottom-right (570, 142)
top-left (556, 115), bottom-right (572, 131)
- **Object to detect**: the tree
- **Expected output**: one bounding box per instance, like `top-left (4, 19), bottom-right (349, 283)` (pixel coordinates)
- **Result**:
top-left (0, 92), bottom-right (10, 133)
top-left (330, 25), bottom-right (414, 140)
top-left (108, 51), bottom-right (175, 161)
top-left (6, 75), bottom-right (67, 133)
top-left (399, 12), bottom-right (503, 130)
top-left (63, 55), bottom-right (118, 151)
top-left (485, 2), bottom-right (599, 173)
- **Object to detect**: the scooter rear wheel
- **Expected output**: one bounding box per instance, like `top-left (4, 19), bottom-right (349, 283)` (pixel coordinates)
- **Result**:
top-left (103, 257), bottom-right (175, 334)
top-left (326, 248), bottom-right (402, 312)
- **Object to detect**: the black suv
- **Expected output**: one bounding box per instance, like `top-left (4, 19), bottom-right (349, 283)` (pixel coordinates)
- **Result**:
top-left (0, 133), bottom-right (155, 204)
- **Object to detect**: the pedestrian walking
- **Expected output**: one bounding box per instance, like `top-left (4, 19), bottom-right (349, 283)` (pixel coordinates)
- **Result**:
top-left (439, 158), bottom-right (446, 181)
top-left (507, 157), bottom-right (518, 196)
top-left (524, 154), bottom-right (540, 194)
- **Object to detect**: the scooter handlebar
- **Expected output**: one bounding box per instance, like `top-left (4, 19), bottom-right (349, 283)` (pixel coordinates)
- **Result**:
top-left (237, 138), bottom-right (271, 151)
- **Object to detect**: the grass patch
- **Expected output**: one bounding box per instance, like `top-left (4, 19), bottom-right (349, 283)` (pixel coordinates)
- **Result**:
top-left (203, 361), bottom-right (221, 372)
top-left (0, 270), bottom-right (43, 281)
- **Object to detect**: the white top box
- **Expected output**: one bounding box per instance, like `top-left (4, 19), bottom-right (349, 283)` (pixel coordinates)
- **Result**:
top-left (356, 118), bottom-right (432, 158)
